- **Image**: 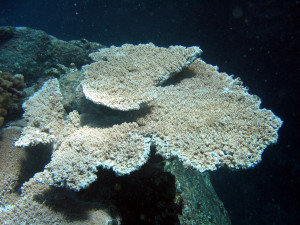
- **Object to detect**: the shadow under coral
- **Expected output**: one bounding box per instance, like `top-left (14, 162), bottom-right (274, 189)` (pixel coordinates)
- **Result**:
top-left (15, 145), bottom-right (180, 224)
top-left (77, 148), bottom-right (180, 225)
top-left (14, 144), bottom-right (52, 192)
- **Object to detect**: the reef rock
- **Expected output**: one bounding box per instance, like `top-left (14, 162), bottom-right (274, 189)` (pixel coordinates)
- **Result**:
top-left (0, 26), bottom-right (104, 82)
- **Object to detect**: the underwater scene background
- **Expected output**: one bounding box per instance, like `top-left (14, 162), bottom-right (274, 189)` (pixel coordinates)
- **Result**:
top-left (0, 0), bottom-right (299, 224)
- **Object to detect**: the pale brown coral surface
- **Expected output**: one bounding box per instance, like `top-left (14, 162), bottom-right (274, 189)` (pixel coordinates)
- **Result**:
top-left (15, 78), bottom-right (66, 147)
top-left (36, 122), bottom-right (151, 191)
top-left (14, 45), bottom-right (282, 192)
top-left (81, 43), bottom-right (202, 110)
top-left (0, 126), bottom-right (113, 224)
top-left (0, 127), bottom-right (24, 207)
top-left (0, 178), bottom-right (113, 225)
top-left (137, 59), bottom-right (283, 171)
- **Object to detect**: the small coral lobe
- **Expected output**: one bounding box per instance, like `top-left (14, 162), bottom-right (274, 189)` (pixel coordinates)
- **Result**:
top-left (0, 71), bottom-right (26, 126)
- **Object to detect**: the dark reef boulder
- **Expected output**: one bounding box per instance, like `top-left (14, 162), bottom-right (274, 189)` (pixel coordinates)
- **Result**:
top-left (0, 26), bottom-right (104, 82)
top-left (0, 26), bottom-right (14, 45)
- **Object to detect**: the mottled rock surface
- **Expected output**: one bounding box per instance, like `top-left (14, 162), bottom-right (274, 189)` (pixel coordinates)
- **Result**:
top-left (164, 157), bottom-right (231, 225)
top-left (0, 26), bottom-right (104, 82)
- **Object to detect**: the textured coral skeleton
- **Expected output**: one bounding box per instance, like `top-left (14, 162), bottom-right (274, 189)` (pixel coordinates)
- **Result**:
top-left (135, 60), bottom-right (282, 171)
top-left (15, 43), bottom-right (283, 191)
top-left (35, 121), bottom-right (151, 190)
top-left (81, 43), bottom-right (202, 110)
top-left (15, 78), bottom-right (66, 147)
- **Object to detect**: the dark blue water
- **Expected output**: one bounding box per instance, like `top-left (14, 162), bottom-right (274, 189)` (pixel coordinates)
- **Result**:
top-left (1, 0), bottom-right (299, 224)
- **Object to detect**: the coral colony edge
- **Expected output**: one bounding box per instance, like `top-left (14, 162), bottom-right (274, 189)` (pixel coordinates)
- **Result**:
top-left (1, 42), bottom-right (282, 224)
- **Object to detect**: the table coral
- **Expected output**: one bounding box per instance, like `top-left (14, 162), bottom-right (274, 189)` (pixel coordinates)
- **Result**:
top-left (136, 59), bottom-right (283, 171)
top-left (81, 43), bottom-right (201, 110)
top-left (35, 122), bottom-right (151, 191)
top-left (15, 78), bottom-right (66, 147)
top-left (15, 44), bottom-right (282, 191)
